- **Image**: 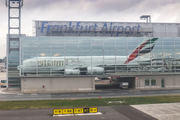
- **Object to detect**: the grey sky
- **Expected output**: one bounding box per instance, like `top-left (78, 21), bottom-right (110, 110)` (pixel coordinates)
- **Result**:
top-left (0, 0), bottom-right (180, 58)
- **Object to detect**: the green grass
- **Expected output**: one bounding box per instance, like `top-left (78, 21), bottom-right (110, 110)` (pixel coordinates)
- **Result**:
top-left (1, 95), bottom-right (180, 110)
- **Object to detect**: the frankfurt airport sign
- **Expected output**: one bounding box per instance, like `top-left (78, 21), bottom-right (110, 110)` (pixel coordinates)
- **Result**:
top-left (35, 21), bottom-right (152, 36)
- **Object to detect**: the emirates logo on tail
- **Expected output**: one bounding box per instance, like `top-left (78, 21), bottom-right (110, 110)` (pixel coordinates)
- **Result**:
top-left (124, 38), bottom-right (158, 64)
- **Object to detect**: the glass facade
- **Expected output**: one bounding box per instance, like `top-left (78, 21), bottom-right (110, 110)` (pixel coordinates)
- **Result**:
top-left (17, 36), bottom-right (180, 77)
top-left (7, 34), bottom-right (21, 88)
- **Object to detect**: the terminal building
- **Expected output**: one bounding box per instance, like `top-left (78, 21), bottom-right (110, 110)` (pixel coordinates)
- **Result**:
top-left (6, 0), bottom-right (180, 92)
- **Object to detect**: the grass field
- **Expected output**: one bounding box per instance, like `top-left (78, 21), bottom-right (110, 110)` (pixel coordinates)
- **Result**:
top-left (1, 95), bottom-right (180, 110)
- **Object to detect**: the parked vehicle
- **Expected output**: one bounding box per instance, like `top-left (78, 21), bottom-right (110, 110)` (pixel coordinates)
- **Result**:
top-left (118, 82), bottom-right (129, 89)
top-left (101, 78), bottom-right (109, 80)
top-left (1, 79), bottom-right (7, 88)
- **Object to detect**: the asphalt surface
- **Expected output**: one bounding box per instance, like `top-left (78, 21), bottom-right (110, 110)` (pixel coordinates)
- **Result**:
top-left (0, 106), bottom-right (157, 120)
top-left (132, 103), bottom-right (180, 120)
top-left (0, 87), bottom-right (180, 101)
top-left (0, 84), bottom-right (180, 120)
top-left (112, 105), bottom-right (157, 120)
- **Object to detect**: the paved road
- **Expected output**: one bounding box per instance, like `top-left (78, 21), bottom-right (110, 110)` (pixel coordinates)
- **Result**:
top-left (0, 88), bottom-right (180, 101)
top-left (132, 103), bottom-right (180, 120)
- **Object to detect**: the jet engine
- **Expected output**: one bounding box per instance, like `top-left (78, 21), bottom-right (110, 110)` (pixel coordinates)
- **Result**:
top-left (65, 69), bottom-right (80, 75)
top-left (86, 67), bottom-right (104, 75)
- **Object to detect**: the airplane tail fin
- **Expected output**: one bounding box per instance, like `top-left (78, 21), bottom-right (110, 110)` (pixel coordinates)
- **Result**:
top-left (124, 38), bottom-right (158, 64)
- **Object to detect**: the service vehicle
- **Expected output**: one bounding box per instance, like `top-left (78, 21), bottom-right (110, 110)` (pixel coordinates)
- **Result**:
top-left (119, 82), bottom-right (129, 89)
top-left (1, 79), bottom-right (7, 88)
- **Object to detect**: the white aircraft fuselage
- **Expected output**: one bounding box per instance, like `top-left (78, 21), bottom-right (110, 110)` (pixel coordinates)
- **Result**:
top-left (19, 56), bottom-right (150, 75)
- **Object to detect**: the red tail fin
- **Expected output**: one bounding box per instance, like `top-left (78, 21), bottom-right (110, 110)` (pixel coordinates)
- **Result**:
top-left (124, 40), bottom-right (149, 64)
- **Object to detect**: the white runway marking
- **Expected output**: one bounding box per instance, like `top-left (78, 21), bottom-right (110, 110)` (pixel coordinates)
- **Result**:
top-left (14, 95), bottom-right (23, 97)
top-left (89, 94), bottom-right (100, 95)
top-left (77, 94), bottom-right (85, 96)
top-left (61, 94), bottom-right (70, 96)
top-left (161, 91), bottom-right (168, 92)
top-left (30, 95), bottom-right (39, 97)
top-left (120, 93), bottom-right (128, 94)
top-left (102, 91), bottom-right (112, 92)
top-left (173, 91), bottom-right (180, 92)
top-left (46, 95), bottom-right (51, 96)
top-left (0, 96), bottom-right (6, 98)
top-left (134, 92), bottom-right (142, 94)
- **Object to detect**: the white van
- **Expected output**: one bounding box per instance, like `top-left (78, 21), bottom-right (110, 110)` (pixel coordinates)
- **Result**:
top-left (1, 79), bottom-right (7, 88)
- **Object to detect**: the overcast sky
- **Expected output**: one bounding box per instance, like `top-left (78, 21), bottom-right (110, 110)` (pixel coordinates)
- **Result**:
top-left (0, 0), bottom-right (180, 59)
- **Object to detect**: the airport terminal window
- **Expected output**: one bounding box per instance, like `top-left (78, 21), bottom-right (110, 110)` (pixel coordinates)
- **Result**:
top-left (104, 38), bottom-right (115, 45)
top-left (151, 79), bottom-right (156, 86)
top-left (175, 40), bottom-right (180, 50)
top-left (116, 37), bottom-right (126, 45)
top-left (145, 79), bottom-right (150, 86)
top-left (155, 38), bottom-right (162, 45)
top-left (116, 49), bottom-right (127, 56)
top-left (154, 45), bottom-right (162, 49)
